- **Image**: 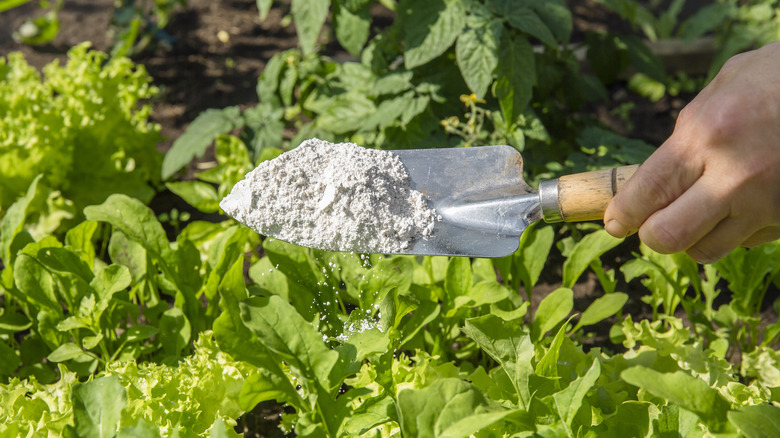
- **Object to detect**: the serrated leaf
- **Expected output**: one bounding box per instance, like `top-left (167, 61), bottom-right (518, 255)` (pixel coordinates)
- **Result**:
top-left (456, 18), bottom-right (502, 99)
top-left (162, 107), bottom-right (242, 180)
top-left (166, 181), bottom-right (221, 213)
top-left (495, 33), bottom-right (535, 125)
top-left (531, 0), bottom-right (572, 44)
top-left (334, 1), bottom-right (371, 57)
top-left (404, 0), bottom-right (466, 69)
top-left (493, 0), bottom-right (556, 47)
top-left (292, 0), bottom-right (330, 55)
top-left (72, 376), bottom-right (127, 438)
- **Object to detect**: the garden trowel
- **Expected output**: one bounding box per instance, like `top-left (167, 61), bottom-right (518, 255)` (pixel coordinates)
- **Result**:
top-left (395, 145), bottom-right (638, 258)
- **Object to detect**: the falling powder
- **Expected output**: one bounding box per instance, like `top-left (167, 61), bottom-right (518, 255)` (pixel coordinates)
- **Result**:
top-left (219, 138), bottom-right (438, 253)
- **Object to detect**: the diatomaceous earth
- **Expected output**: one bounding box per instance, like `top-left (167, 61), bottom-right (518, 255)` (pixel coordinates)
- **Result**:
top-left (219, 138), bottom-right (438, 253)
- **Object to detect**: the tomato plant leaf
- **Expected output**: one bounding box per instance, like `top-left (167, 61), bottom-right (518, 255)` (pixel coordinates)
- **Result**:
top-left (162, 107), bottom-right (243, 180)
top-left (495, 33), bottom-right (535, 126)
top-left (490, 0), bottom-right (557, 47)
top-left (456, 18), bottom-right (502, 99)
top-left (403, 0), bottom-right (466, 69)
top-left (334, 1), bottom-right (371, 57)
top-left (531, 0), bottom-right (572, 44)
top-left (292, 0), bottom-right (330, 55)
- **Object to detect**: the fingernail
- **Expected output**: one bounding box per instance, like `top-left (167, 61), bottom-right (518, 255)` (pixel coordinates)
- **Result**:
top-left (605, 219), bottom-right (632, 238)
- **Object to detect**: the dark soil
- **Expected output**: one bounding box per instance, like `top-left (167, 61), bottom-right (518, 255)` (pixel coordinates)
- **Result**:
top-left (2, 1), bottom-right (777, 436)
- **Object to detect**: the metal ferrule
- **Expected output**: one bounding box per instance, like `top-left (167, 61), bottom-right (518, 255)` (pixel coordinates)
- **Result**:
top-left (538, 178), bottom-right (563, 223)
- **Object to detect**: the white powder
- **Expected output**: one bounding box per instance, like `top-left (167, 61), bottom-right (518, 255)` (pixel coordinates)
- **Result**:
top-left (219, 138), bottom-right (437, 253)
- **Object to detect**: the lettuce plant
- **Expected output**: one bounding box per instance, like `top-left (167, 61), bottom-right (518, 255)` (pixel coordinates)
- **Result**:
top-left (0, 43), bottom-right (162, 234)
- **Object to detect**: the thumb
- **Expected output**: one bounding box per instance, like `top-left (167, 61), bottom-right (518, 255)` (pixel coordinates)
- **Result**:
top-left (604, 139), bottom-right (702, 238)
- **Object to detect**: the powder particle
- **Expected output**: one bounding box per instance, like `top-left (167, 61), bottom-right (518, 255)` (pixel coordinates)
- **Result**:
top-left (219, 138), bottom-right (437, 253)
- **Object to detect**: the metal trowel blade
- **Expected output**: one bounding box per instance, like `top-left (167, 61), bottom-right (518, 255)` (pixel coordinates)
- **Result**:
top-left (394, 145), bottom-right (541, 258)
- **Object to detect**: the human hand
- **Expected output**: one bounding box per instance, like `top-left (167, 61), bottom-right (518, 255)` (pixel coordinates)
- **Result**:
top-left (604, 41), bottom-right (780, 264)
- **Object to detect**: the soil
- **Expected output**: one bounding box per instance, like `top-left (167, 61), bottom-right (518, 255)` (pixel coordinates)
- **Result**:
top-left (1, 1), bottom-right (777, 436)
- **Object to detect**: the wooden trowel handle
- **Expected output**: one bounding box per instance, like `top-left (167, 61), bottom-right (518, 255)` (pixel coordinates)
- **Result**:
top-left (539, 165), bottom-right (639, 223)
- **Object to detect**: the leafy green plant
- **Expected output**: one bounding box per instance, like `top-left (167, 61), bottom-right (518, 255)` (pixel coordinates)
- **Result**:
top-left (110, 0), bottom-right (188, 57)
top-left (0, 332), bottom-right (253, 437)
top-left (0, 177), bottom-right (256, 380)
top-left (0, 44), bottom-right (163, 234)
top-left (163, 0), bottom-right (655, 185)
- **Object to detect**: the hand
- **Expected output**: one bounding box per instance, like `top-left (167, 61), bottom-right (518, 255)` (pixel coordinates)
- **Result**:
top-left (604, 41), bottom-right (780, 264)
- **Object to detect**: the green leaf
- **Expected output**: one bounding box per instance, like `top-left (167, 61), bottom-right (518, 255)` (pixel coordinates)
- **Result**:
top-left (456, 18), bottom-right (502, 99)
top-left (292, 0), bottom-right (330, 55)
top-left (90, 264), bottom-right (132, 302)
top-left (512, 222), bottom-right (552, 293)
top-left (397, 378), bottom-right (513, 438)
top-left (535, 317), bottom-right (573, 384)
top-left (532, 287), bottom-right (573, 341)
top-left (84, 194), bottom-right (169, 259)
top-left (47, 343), bottom-right (87, 362)
top-left (162, 107), bottom-right (242, 180)
top-left (1, 174), bottom-right (41, 273)
top-left (493, 0), bottom-right (557, 47)
top-left (562, 230), bottom-right (621, 288)
top-left (159, 307), bottom-right (191, 357)
top-left (239, 295), bottom-right (340, 389)
top-left (166, 181), bottom-right (221, 213)
top-left (531, 0), bottom-right (572, 44)
top-left (256, 0), bottom-right (273, 20)
top-left (0, 340), bottom-right (21, 376)
top-left (72, 376), bottom-right (127, 438)
top-left (552, 358), bottom-right (600, 429)
top-left (314, 93), bottom-right (377, 134)
top-left (728, 404), bottom-right (780, 438)
top-left (404, 0), bottom-right (466, 69)
top-left (572, 292), bottom-right (628, 332)
top-left (444, 257), bottom-right (473, 302)
top-left (0, 0), bottom-right (32, 13)
top-left (116, 419), bottom-right (162, 438)
top-left (334, 1), bottom-right (371, 57)
top-left (463, 314), bottom-right (533, 408)
top-left (621, 367), bottom-right (730, 431)
top-left (124, 325), bottom-right (159, 344)
top-left (495, 33), bottom-right (535, 126)
top-left (239, 368), bottom-right (307, 413)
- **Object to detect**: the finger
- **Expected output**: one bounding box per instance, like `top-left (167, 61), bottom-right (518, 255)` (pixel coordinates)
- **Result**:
top-left (742, 225), bottom-right (780, 248)
top-left (604, 139), bottom-right (703, 238)
top-left (638, 174), bottom-right (729, 254)
top-left (686, 217), bottom-right (761, 264)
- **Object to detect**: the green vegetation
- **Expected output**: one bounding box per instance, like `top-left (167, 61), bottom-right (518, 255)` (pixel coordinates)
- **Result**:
top-left (1, 0), bottom-right (779, 437)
